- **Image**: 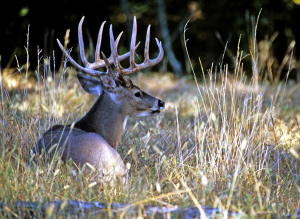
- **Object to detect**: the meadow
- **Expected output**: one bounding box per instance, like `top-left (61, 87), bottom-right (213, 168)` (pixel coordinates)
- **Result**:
top-left (0, 28), bottom-right (300, 218)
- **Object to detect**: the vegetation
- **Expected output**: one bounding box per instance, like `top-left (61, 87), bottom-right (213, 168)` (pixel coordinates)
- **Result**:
top-left (1, 18), bottom-right (300, 217)
top-left (2, 1), bottom-right (300, 78)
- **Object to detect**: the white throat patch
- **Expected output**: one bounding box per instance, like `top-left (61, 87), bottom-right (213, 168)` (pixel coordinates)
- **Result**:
top-left (123, 116), bottom-right (129, 132)
top-left (108, 92), bottom-right (120, 104)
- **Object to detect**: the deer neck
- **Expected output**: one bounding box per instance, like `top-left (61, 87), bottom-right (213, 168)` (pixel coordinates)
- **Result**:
top-left (75, 92), bottom-right (128, 149)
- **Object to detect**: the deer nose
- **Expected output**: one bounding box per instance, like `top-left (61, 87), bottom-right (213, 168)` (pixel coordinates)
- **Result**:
top-left (158, 100), bottom-right (165, 110)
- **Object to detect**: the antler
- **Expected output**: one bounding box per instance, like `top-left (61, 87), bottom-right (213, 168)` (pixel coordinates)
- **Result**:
top-left (57, 16), bottom-right (140, 77)
top-left (110, 16), bottom-right (164, 75)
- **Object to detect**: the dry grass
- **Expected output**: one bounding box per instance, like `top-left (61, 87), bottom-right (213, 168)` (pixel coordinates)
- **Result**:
top-left (1, 30), bottom-right (300, 218)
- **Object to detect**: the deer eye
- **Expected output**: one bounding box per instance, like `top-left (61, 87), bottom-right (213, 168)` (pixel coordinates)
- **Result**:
top-left (134, 91), bottom-right (142, 98)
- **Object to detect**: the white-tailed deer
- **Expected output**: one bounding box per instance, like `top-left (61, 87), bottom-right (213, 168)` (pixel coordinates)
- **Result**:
top-left (31, 16), bottom-right (164, 184)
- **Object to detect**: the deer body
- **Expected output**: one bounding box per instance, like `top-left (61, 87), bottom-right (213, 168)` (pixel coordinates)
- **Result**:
top-left (32, 16), bottom-right (164, 184)
top-left (37, 126), bottom-right (128, 181)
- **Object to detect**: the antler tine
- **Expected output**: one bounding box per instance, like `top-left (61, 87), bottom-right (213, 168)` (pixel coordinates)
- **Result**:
top-left (78, 17), bottom-right (89, 67)
top-left (115, 32), bottom-right (123, 51)
top-left (106, 31), bottom-right (122, 64)
top-left (144, 25), bottom-right (151, 63)
top-left (130, 16), bottom-right (137, 69)
top-left (95, 21), bottom-right (106, 63)
top-left (152, 38), bottom-right (164, 65)
top-left (101, 52), bottom-right (113, 76)
top-left (109, 25), bottom-right (122, 73)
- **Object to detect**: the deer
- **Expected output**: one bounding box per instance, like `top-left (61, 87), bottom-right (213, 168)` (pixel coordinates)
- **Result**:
top-left (30, 16), bottom-right (165, 184)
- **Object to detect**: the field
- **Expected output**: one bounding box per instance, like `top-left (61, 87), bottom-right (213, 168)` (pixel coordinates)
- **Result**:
top-left (1, 35), bottom-right (300, 218)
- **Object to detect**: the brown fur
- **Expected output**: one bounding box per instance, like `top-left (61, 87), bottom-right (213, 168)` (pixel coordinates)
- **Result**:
top-left (31, 76), bottom-right (164, 184)
top-left (33, 126), bottom-right (127, 183)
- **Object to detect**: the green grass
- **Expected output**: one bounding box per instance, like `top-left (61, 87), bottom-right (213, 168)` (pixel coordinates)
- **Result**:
top-left (1, 31), bottom-right (300, 218)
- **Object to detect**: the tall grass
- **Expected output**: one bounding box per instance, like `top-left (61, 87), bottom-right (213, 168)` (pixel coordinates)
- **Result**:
top-left (0, 23), bottom-right (300, 217)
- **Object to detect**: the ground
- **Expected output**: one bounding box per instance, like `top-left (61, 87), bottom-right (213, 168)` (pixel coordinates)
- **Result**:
top-left (0, 62), bottom-right (300, 217)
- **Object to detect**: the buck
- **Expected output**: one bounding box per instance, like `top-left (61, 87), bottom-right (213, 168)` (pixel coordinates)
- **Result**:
top-left (31, 16), bottom-right (164, 183)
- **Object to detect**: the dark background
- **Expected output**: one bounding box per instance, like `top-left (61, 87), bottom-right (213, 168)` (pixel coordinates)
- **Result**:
top-left (1, 0), bottom-right (300, 79)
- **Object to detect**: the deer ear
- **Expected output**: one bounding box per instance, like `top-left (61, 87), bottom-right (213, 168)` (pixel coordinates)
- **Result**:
top-left (100, 74), bottom-right (117, 92)
top-left (77, 73), bottom-right (102, 95)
